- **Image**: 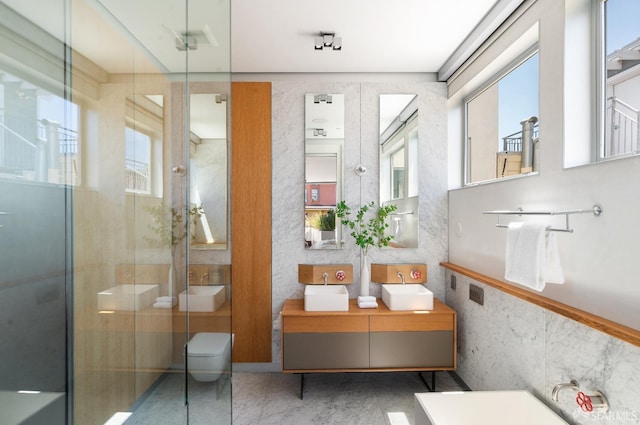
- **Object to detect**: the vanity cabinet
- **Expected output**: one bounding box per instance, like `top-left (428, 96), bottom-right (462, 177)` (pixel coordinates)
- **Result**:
top-left (282, 315), bottom-right (368, 369)
top-left (281, 298), bottom-right (456, 372)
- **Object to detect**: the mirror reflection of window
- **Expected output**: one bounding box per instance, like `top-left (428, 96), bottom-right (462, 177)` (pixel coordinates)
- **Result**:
top-left (125, 126), bottom-right (152, 194)
top-left (125, 95), bottom-right (163, 196)
top-left (304, 94), bottom-right (344, 250)
top-left (465, 50), bottom-right (539, 184)
top-left (602, 0), bottom-right (640, 159)
top-left (379, 94), bottom-right (419, 248)
top-left (189, 93), bottom-right (228, 250)
top-left (305, 153), bottom-right (339, 248)
top-left (0, 68), bottom-right (80, 185)
top-left (391, 147), bottom-right (405, 200)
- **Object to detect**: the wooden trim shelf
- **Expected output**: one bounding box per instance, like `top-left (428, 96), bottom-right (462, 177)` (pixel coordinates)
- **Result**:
top-left (440, 262), bottom-right (640, 348)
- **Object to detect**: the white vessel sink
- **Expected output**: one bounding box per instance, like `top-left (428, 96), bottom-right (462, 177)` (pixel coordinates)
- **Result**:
top-left (304, 285), bottom-right (349, 311)
top-left (179, 285), bottom-right (225, 312)
top-left (97, 284), bottom-right (159, 311)
top-left (415, 391), bottom-right (570, 425)
top-left (382, 284), bottom-right (433, 311)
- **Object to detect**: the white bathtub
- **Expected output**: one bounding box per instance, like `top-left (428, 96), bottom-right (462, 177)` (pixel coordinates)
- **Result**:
top-left (415, 391), bottom-right (569, 425)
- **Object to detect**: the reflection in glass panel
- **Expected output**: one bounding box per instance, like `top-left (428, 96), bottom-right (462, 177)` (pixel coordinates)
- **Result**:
top-left (603, 0), bottom-right (640, 159)
top-left (304, 94), bottom-right (344, 250)
top-left (1, 0), bottom-right (232, 423)
top-left (0, 69), bottom-right (79, 185)
top-left (0, 5), bottom-right (70, 422)
top-left (189, 93), bottom-right (228, 250)
top-left (379, 94), bottom-right (419, 248)
top-left (466, 51), bottom-right (539, 184)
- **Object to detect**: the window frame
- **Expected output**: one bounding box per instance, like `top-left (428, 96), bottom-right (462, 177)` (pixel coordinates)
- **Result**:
top-left (595, 0), bottom-right (640, 161)
top-left (463, 44), bottom-right (540, 186)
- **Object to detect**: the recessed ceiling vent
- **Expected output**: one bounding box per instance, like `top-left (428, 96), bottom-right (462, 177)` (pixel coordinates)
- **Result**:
top-left (168, 24), bottom-right (218, 51)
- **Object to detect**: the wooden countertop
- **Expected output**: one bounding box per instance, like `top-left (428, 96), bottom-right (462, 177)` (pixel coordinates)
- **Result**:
top-left (282, 298), bottom-right (454, 317)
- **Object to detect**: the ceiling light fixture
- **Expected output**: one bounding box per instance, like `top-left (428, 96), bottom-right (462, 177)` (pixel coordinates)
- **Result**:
top-left (175, 33), bottom-right (198, 51)
top-left (312, 128), bottom-right (327, 137)
top-left (313, 94), bottom-right (333, 104)
top-left (314, 32), bottom-right (342, 51)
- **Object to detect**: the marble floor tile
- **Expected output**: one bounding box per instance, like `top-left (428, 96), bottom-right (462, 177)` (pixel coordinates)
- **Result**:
top-left (125, 371), bottom-right (467, 425)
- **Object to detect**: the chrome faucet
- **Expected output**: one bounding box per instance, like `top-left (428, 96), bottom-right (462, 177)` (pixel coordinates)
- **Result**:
top-left (322, 272), bottom-right (328, 285)
top-left (397, 271), bottom-right (406, 285)
top-left (552, 380), bottom-right (579, 402)
top-left (200, 273), bottom-right (209, 285)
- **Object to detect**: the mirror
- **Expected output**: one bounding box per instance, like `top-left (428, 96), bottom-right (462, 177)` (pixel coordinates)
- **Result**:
top-left (189, 93), bottom-right (228, 250)
top-left (465, 50), bottom-right (539, 184)
top-left (125, 93), bottom-right (228, 251)
top-left (304, 94), bottom-right (344, 249)
top-left (379, 94), bottom-right (419, 248)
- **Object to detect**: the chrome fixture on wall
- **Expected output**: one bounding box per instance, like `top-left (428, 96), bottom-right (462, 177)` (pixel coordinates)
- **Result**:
top-left (314, 32), bottom-right (342, 51)
top-left (354, 164), bottom-right (367, 176)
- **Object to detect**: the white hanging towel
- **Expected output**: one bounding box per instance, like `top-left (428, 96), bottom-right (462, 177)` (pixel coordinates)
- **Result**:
top-left (504, 222), bottom-right (565, 291)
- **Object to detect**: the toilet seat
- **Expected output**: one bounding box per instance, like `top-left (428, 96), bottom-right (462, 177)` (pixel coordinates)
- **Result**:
top-left (188, 332), bottom-right (231, 358)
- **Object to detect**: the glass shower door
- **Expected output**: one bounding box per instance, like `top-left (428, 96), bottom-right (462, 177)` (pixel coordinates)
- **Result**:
top-left (0, 1), bottom-right (231, 422)
top-left (0, 1), bottom-right (71, 424)
top-left (74, 0), bottom-right (233, 424)
top-left (182, 1), bottom-right (232, 424)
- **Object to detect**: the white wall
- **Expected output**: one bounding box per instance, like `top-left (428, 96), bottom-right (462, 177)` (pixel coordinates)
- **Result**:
top-left (446, 1), bottom-right (640, 422)
top-left (447, 0), bottom-right (640, 330)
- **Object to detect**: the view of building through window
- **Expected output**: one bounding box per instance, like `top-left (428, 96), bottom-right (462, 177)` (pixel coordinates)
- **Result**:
top-left (603, 0), bottom-right (640, 158)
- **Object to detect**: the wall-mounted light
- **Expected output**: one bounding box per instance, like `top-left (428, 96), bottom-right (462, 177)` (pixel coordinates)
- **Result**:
top-left (314, 32), bottom-right (342, 51)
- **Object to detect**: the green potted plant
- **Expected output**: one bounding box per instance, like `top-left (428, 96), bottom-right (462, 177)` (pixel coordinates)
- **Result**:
top-left (335, 200), bottom-right (397, 296)
top-left (319, 209), bottom-right (336, 240)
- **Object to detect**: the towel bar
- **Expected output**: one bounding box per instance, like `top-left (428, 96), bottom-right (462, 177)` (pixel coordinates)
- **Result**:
top-left (483, 204), bottom-right (603, 233)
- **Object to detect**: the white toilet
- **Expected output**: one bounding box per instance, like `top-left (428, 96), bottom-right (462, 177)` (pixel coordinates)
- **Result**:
top-left (187, 332), bottom-right (232, 382)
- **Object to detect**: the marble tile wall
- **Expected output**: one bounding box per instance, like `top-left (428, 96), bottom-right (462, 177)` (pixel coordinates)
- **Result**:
top-left (446, 269), bottom-right (640, 425)
top-left (270, 80), bottom-right (449, 367)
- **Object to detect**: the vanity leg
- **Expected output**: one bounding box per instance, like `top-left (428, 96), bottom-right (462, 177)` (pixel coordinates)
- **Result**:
top-left (419, 371), bottom-right (436, 392)
top-left (299, 373), bottom-right (305, 400)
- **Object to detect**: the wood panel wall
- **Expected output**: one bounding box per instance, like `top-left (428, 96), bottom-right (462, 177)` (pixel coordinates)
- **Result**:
top-left (231, 82), bottom-right (273, 362)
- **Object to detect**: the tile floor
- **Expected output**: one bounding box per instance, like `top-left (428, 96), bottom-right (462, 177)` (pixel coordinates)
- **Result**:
top-left (125, 370), bottom-right (467, 425)
top-left (233, 371), bottom-right (467, 425)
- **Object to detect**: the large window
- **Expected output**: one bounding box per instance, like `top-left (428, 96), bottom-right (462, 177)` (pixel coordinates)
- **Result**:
top-left (465, 50), bottom-right (539, 184)
top-left (601, 0), bottom-right (640, 159)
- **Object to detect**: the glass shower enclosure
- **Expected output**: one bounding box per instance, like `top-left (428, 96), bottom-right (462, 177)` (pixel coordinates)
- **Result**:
top-left (0, 1), bottom-right (231, 424)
